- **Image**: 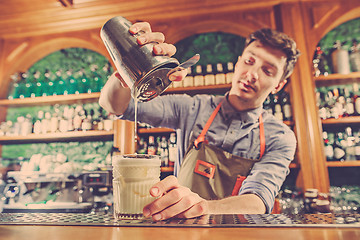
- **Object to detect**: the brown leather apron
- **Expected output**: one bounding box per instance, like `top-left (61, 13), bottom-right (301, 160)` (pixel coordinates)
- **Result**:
top-left (177, 101), bottom-right (265, 200)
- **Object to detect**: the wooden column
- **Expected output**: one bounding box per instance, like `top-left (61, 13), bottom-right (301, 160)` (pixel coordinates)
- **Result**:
top-left (275, 3), bottom-right (329, 193)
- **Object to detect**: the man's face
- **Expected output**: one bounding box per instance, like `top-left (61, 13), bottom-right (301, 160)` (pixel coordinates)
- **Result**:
top-left (229, 40), bottom-right (287, 110)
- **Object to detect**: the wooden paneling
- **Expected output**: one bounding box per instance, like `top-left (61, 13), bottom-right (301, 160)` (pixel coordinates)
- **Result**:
top-left (275, 2), bottom-right (329, 192)
top-left (301, 0), bottom-right (360, 60)
top-left (0, 28), bottom-right (110, 99)
top-left (0, 0), bottom-right (297, 39)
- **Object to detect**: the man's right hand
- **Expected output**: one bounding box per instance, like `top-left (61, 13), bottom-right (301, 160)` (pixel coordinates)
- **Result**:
top-left (99, 21), bottom-right (186, 115)
top-left (129, 22), bottom-right (187, 82)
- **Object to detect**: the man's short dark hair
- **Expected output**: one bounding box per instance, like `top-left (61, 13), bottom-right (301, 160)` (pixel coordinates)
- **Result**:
top-left (246, 28), bottom-right (301, 81)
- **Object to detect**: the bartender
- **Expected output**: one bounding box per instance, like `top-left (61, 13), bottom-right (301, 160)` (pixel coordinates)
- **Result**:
top-left (99, 21), bottom-right (300, 221)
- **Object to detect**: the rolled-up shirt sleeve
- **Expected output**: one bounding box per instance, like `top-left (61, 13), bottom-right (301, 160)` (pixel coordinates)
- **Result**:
top-left (239, 124), bottom-right (297, 213)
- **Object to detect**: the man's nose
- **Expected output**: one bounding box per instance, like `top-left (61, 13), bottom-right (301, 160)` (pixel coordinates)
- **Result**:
top-left (246, 69), bottom-right (259, 82)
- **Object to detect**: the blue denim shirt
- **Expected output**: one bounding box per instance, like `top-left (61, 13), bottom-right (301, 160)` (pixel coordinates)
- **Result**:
top-left (120, 93), bottom-right (297, 213)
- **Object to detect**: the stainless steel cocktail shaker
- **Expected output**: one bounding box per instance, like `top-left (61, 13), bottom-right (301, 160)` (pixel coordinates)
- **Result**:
top-left (100, 16), bottom-right (180, 102)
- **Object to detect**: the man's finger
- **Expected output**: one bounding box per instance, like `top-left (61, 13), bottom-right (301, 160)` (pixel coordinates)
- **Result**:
top-left (168, 69), bottom-right (187, 81)
top-left (144, 187), bottom-right (191, 220)
top-left (136, 32), bottom-right (165, 45)
top-left (129, 22), bottom-right (152, 34)
top-left (157, 192), bottom-right (204, 220)
top-left (153, 43), bottom-right (176, 57)
top-left (149, 175), bottom-right (180, 197)
top-left (176, 201), bottom-right (208, 219)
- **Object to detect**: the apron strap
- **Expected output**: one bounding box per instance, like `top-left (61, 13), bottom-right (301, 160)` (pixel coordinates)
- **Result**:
top-left (194, 100), bottom-right (223, 148)
top-left (231, 115), bottom-right (266, 196)
top-left (259, 113), bottom-right (265, 159)
top-left (194, 99), bottom-right (266, 159)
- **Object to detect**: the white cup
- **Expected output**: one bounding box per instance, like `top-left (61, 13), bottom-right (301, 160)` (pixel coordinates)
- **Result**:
top-left (112, 154), bottom-right (161, 219)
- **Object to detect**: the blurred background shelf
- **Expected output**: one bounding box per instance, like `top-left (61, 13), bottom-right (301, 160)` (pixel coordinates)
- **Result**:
top-left (0, 92), bottom-right (100, 107)
top-left (326, 161), bottom-right (360, 167)
top-left (0, 130), bottom-right (114, 144)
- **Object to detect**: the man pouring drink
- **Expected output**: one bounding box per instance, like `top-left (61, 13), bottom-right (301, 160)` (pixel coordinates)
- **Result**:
top-left (99, 19), bottom-right (300, 221)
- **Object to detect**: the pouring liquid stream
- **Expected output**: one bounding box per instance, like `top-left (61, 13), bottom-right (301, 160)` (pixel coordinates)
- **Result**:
top-left (134, 96), bottom-right (139, 148)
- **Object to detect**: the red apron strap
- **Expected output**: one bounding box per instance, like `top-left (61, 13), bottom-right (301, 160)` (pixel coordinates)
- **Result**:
top-left (231, 175), bottom-right (246, 196)
top-left (231, 113), bottom-right (266, 196)
top-left (194, 100), bottom-right (223, 148)
top-left (259, 113), bottom-right (265, 159)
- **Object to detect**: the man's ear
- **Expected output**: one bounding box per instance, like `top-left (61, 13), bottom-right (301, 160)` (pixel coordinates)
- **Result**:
top-left (271, 79), bottom-right (287, 94)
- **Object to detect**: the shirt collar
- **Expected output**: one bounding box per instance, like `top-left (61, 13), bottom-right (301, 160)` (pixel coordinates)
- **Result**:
top-left (217, 92), bottom-right (263, 124)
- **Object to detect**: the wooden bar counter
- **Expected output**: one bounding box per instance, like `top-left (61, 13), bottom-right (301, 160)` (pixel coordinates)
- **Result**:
top-left (1, 224), bottom-right (360, 240)
top-left (0, 213), bottom-right (359, 240)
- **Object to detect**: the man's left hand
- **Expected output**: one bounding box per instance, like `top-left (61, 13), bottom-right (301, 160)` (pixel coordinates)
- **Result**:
top-left (143, 175), bottom-right (208, 221)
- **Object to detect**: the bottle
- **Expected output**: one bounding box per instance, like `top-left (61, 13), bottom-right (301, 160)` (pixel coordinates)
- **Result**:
top-left (304, 188), bottom-right (319, 214)
top-left (225, 62), bottom-right (234, 84)
top-left (96, 107), bottom-right (104, 131)
top-left (168, 132), bottom-right (177, 167)
top-left (7, 72), bottom-right (21, 100)
top-left (204, 64), bottom-right (216, 86)
top-left (312, 46), bottom-right (331, 76)
top-left (329, 88), bottom-right (340, 119)
top-left (17, 72), bottom-right (28, 99)
top-left (103, 112), bottom-right (114, 131)
top-left (353, 83), bottom-right (360, 116)
top-left (344, 86), bottom-right (355, 117)
top-left (81, 110), bottom-right (93, 131)
top-left (354, 131), bottom-right (360, 160)
top-left (54, 70), bottom-right (66, 95)
top-left (182, 67), bottom-right (193, 88)
top-left (102, 63), bottom-right (112, 85)
top-left (137, 137), bottom-right (148, 154)
top-left (281, 92), bottom-right (292, 121)
top-left (316, 88), bottom-right (327, 119)
top-left (50, 106), bottom-right (60, 133)
top-left (160, 136), bottom-right (169, 167)
top-left (33, 111), bottom-right (44, 134)
top-left (156, 136), bottom-right (162, 156)
top-left (78, 69), bottom-right (91, 94)
top-left (263, 95), bottom-right (273, 115)
top-left (193, 65), bottom-right (204, 87)
top-left (65, 70), bottom-right (77, 95)
top-left (89, 64), bottom-right (103, 92)
top-left (333, 132), bottom-right (346, 162)
top-left (147, 136), bottom-right (157, 155)
top-left (73, 105), bottom-right (84, 131)
top-left (59, 106), bottom-right (69, 133)
top-left (44, 70), bottom-right (56, 96)
top-left (349, 39), bottom-right (360, 72)
top-left (41, 112), bottom-right (52, 134)
top-left (321, 88), bottom-right (332, 119)
top-left (344, 127), bottom-right (356, 161)
top-left (331, 40), bottom-right (351, 74)
top-left (67, 106), bottom-right (75, 132)
top-left (21, 114), bottom-right (33, 136)
top-left (23, 71), bottom-right (34, 98)
top-left (335, 87), bottom-right (346, 118)
top-left (323, 131), bottom-right (334, 161)
top-left (33, 71), bottom-right (43, 97)
top-left (273, 95), bottom-right (283, 121)
top-left (313, 47), bottom-right (322, 77)
top-left (13, 116), bottom-right (23, 136)
top-left (215, 63), bottom-right (226, 85)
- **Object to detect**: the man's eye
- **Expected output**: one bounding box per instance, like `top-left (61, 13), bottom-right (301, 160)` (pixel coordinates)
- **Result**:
top-left (263, 68), bottom-right (274, 76)
top-left (244, 59), bottom-right (253, 64)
